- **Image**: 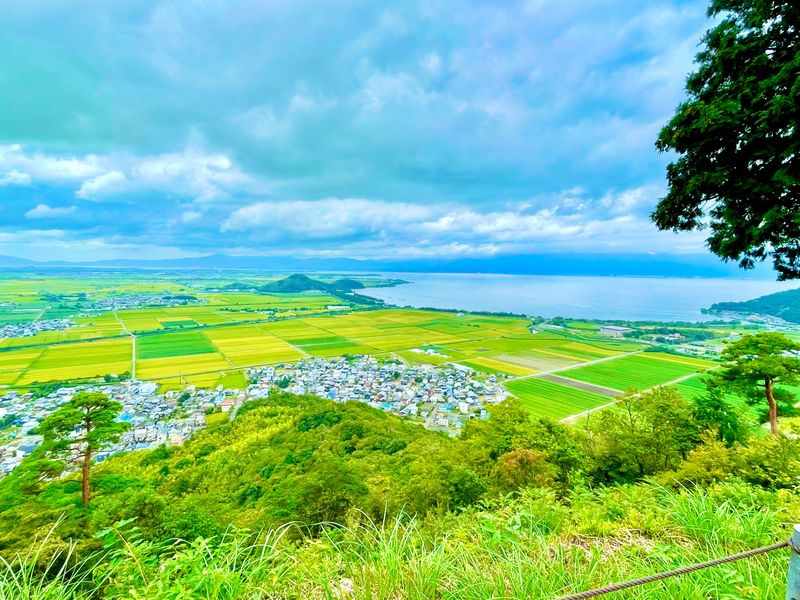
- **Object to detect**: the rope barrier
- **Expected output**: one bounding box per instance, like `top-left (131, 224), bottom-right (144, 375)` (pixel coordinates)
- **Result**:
top-left (556, 539), bottom-right (792, 599)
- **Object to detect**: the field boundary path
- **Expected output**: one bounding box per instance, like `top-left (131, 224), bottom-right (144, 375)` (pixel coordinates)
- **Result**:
top-left (254, 323), bottom-right (312, 357)
top-left (113, 311), bottom-right (138, 380)
top-left (504, 349), bottom-right (643, 381)
top-left (537, 373), bottom-right (621, 397)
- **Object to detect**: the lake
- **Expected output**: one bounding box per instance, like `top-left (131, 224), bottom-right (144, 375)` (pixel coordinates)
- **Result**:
top-left (358, 273), bottom-right (796, 321)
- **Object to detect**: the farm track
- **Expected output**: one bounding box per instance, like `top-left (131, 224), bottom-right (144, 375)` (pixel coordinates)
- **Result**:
top-left (131, 335), bottom-right (137, 380)
top-left (537, 373), bottom-right (621, 397)
top-left (505, 349), bottom-right (644, 381)
top-left (253, 323), bottom-right (312, 358)
top-left (113, 311), bottom-right (137, 380)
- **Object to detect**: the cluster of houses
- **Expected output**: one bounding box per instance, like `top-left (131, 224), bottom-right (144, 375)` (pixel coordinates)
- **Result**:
top-left (93, 293), bottom-right (203, 311)
top-left (0, 380), bottom-right (256, 476)
top-left (247, 355), bottom-right (507, 433)
top-left (0, 318), bottom-right (75, 340)
top-left (0, 354), bottom-right (510, 477)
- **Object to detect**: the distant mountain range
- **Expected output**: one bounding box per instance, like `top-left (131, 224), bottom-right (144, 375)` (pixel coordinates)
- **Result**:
top-left (0, 252), bottom-right (778, 279)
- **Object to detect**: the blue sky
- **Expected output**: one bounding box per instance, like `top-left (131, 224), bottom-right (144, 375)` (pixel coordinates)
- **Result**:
top-left (0, 0), bottom-right (712, 262)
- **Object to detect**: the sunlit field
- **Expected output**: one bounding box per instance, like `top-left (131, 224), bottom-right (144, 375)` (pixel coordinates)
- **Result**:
top-left (0, 275), bottom-right (727, 421)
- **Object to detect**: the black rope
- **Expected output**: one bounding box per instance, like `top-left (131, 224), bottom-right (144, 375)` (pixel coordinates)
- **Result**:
top-left (556, 540), bottom-right (790, 600)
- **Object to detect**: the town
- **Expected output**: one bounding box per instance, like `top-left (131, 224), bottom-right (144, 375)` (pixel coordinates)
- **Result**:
top-left (0, 380), bottom-right (219, 475)
top-left (92, 293), bottom-right (203, 311)
top-left (0, 355), bottom-right (506, 476)
top-left (0, 318), bottom-right (76, 340)
top-left (248, 355), bottom-right (508, 430)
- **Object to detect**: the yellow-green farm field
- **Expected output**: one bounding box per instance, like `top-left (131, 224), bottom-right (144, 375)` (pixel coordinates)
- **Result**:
top-left (0, 305), bottom-right (652, 389)
top-left (14, 338), bottom-right (133, 385)
top-left (133, 309), bottom-right (643, 383)
top-left (206, 326), bottom-right (306, 366)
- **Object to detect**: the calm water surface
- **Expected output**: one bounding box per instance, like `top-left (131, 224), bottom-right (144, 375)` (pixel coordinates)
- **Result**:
top-left (359, 273), bottom-right (796, 321)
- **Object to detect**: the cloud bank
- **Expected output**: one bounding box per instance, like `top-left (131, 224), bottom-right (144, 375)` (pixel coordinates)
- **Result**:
top-left (0, 0), bottom-right (710, 262)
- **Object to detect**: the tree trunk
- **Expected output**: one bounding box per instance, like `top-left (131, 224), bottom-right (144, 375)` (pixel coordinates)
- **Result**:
top-left (765, 378), bottom-right (779, 436)
top-left (82, 414), bottom-right (93, 508)
top-left (82, 443), bottom-right (92, 507)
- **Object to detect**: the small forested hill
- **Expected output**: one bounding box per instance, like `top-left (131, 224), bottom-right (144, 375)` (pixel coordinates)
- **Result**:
top-left (0, 392), bottom-right (584, 552)
top-left (259, 274), bottom-right (328, 293)
top-left (708, 287), bottom-right (800, 323)
top-left (259, 274), bottom-right (365, 293)
top-left (0, 393), bottom-right (437, 547)
top-left (331, 277), bottom-right (365, 290)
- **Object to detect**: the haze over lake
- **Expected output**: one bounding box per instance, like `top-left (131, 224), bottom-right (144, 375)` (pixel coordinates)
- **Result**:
top-left (359, 273), bottom-right (796, 321)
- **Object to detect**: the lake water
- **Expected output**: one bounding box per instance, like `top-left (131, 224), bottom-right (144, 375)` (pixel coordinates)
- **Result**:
top-left (359, 273), bottom-right (796, 322)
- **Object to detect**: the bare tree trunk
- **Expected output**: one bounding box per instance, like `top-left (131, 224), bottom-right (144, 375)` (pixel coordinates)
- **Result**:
top-left (82, 443), bottom-right (92, 507)
top-left (82, 415), bottom-right (93, 508)
top-left (765, 378), bottom-right (779, 436)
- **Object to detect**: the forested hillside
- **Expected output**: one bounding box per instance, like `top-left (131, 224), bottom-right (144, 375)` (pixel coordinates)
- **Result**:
top-left (258, 274), bottom-right (365, 293)
top-left (2, 383), bottom-right (800, 597)
top-left (708, 288), bottom-right (800, 323)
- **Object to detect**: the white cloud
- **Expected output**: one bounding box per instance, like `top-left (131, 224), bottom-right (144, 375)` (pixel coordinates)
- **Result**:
top-left (0, 170), bottom-right (31, 186)
top-left (234, 94), bottom-right (333, 141)
top-left (220, 190), bottom-right (706, 257)
top-left (181, 210), bottom-right (202, 223)
top-left (0, 144), bottom-right (103, 181)
top-left (76, 170), bottom-right (128, 199)
top-left (222, 198), bottom-right (433, 237)
top-left (24, 204), bottom-right (78, 219)
top-left (599, 186), bottom-right (657, 214)
top-left (0, 145), bottom-right (259, 203)
top-left (0, 229), bottom-right (198, 262)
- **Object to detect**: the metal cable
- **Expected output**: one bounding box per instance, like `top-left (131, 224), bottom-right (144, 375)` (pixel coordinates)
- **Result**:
top-left (556, 540), bottom-right (790, 599)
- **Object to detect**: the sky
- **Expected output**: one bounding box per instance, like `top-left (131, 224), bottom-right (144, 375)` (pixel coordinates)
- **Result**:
top-left (0, 0), bottom-right (714, 262)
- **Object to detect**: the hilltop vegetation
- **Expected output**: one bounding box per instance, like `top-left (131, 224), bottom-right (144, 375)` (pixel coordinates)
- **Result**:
top-left (708, 287), bottom-right (800, 323)
top-left (3, 481), bottom-right (794, 599)
top-left (2, 377), bottom-right (800, 597)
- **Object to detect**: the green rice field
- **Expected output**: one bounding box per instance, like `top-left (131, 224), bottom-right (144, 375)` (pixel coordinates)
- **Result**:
top-left (505, 378), bottom-right (610, 419)
top-left (670, 374), bottom-right (713, 400)
top-left (560, 352), bottom-right (715, 391)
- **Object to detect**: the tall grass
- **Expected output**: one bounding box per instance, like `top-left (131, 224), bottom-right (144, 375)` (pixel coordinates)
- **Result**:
top-left (0, 481), bottom-right (794, 599)
top-left (0, 523), bottom-right (103, 600)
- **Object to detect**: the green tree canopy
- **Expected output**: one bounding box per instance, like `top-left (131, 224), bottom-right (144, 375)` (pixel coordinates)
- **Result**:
top-left (586, 387), bottom-right (699, 482)
top-left (715, 331), bottom-right (800, 435)
top-left (653, 0), bottom-right (800, 279)
top-left (35, 391), bottom-right (129, 508)
top-left (693, 385), bottom-right (751, 446)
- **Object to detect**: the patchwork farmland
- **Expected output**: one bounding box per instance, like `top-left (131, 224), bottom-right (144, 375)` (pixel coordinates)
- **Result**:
top-left (0, 273), bottom-right (727, 419)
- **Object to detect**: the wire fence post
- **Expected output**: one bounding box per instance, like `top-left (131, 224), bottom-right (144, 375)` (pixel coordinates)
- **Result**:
top-left (787, 525), bottom-right (800, 600)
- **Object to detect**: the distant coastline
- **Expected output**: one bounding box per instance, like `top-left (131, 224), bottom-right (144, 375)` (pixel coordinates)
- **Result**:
top-left (358, 272), bottom-right (795, 322)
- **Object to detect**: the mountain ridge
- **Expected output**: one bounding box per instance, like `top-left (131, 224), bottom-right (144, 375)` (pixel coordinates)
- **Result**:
top-left (0, 252), bottom-right (778, 279)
